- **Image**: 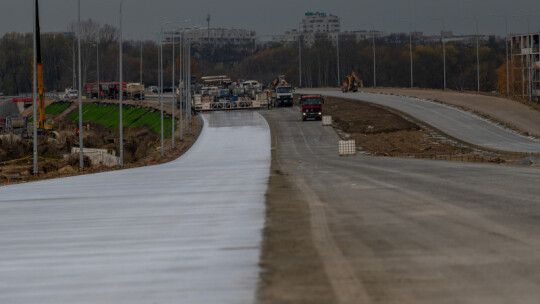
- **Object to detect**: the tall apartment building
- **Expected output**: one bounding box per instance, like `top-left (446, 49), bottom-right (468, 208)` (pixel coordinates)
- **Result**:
top-left (510, 33), bottom-right (540, 101)
top-left (299, 11), bottom-right (340, 46)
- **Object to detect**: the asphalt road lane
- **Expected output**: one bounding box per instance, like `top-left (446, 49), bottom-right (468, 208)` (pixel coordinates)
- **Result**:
top-left (262, 106), bottom-right (540, 303)
top-left (0, 111), bottom-right (270, 304)
top-left (301, 90), bottom-right (540, 153)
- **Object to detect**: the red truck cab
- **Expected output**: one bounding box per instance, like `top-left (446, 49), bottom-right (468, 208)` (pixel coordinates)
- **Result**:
top-left (300, 95), bottom-right (324, 121)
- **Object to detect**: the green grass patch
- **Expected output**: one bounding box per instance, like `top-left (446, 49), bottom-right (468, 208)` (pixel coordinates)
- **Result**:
top-left (70, 103), bottom-right (172, 138)
top-left (46, 101), bottom-right (73, 115)
top-left (28, 101), bottom-right (73, 122)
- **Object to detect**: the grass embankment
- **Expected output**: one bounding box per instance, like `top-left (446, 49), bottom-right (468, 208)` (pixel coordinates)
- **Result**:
top-left (28, 101), bottom-right (73, 123)
top-left (46, 101), bottom-right (72, 115)
top-left (68, 103), bottom-right (173, 138)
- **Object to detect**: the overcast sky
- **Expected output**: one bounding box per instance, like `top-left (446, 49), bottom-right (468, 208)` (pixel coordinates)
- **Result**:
top-left (1, 0), bottom-right (539, 38)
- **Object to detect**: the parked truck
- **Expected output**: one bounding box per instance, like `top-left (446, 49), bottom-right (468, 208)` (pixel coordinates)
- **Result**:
top-left (274, 85), bottom-right (294, 107)
top-left (126, 83), bottom-right (145, 100)
top-left (270, 75), bottom-right (293, 107)
top-left (300, 94), bottom-right (324, 121)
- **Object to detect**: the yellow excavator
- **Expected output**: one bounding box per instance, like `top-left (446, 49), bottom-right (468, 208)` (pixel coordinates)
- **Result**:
top-left (342, 71), bottom-right (361, 93)
top-left (33, 0), bottom-right (53, 131)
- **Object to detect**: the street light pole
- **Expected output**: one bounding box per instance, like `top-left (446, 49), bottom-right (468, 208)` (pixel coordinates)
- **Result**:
top-left (472, 18), bottom-right (480, 92)
top-left (505, 18), bottom-right (509, 96)
top-left (298, 33), bottom-right (302, 87)
top-left (432, 18), bottom-right (447, 90)
top-left (399, 20), bottom-right (414, 87)
top-left (159, 27), bottom-right (164, 157)
top-left (140, 34), bottom-right (142, 98)
top-left (32, 0), bottom-right (38, 174)
top-left (172, 31), bottom-right (175, 149)
top-left (78, 0), bottom-right (84, 169)
top-left (119, 0), bottom-right (124, 166)
top-left (362, 23), bottom-right (377, 87)
top-left (336, 33), bottom-right (340, 87)
top-left (96, 39), bottom-right (100, 101)
top-left (372, 26), bottom-right (376, 88)
top-left (409, 25), bottom-right (413, 87)
top-left (178, 31), bottom-right (183, 142)
top-left (492, 15), bottom-right (510, 96)
top-left (462, 17), bottom-right (480, 92)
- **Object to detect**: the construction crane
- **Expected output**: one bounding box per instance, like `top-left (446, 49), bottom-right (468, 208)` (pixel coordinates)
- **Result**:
top-left (342, 71), bottom-right (361, 93)
top-left (33, 0), bottom-right (53, 131)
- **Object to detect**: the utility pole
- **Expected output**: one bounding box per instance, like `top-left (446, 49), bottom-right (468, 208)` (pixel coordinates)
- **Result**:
top-left (432, 19), bottom-right (447, 90)
top-left (172, 31), bottom-right (175, 149)
top-left (96, 38), bottom-right (100, 101)
top-left (32, 0), bottom-right (38, 175)
top-left (298, 33), bottom-right (302, 88)
top-left (78, 0), bottom-right (84, 169)
top-left (119, 0), bottom-right (124, 165)
top-left (178, 32), bottom-right (183, 142)
top-left (336, 33), bottom-right (340, 87)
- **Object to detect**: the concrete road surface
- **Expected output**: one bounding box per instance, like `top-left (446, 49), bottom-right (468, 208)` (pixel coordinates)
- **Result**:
top-left (301, 90), bottom-right (540, 153)
top-left (0, 111), bottom-right (270, 304)
top-left (360, 88), bottom-right (540, 136)
top-left (261, 106), bottom-right (540, 303)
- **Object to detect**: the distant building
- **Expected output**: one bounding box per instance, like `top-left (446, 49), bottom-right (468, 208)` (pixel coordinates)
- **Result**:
top-left (283, 30), bottom-right (300, 44)
top-left (165, 28), bottom-right (256, 47)
top-left (510, 33), bottom-right (540, 101)
top-left (299, 11), bottom-right (340, 46)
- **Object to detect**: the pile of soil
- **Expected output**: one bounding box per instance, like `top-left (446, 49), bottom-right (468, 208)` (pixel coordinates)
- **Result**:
top-left (0, 114), bottom-right (201, 186)
top-left (320, 96), bottom-right (473, 156)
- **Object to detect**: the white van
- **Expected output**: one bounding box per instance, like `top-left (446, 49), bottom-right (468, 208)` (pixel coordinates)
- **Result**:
top-left (64, 89), bottom-right (78, 99)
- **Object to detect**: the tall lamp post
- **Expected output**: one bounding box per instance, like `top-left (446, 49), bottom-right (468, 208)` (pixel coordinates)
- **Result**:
top-left (139, 32), bottom-right (156, 99)
top-left (462, 17), bottom-right (480, 92)
top-left (119, 0), bottom-right (124, 165)
top-left (491, 14), bottom-right (510, 96)
top-left (432, 18), bottom-right (447, 90)
top-left (94, 39), bottom-right (100, 100)
top-left (362, 23), bottom-right (377, 87)
top-left (336, 32), bottom-right (340, 87)
top-left (32, 0), bottom-right (38, 174)
top-left (399, 20), bottom-right (414, 87)
top-left (159, 22), bottom-right (190, 156)
top-left (298, 33), bottom-right (302, 88)
top-left (78, 0), bottom-right (84, 169)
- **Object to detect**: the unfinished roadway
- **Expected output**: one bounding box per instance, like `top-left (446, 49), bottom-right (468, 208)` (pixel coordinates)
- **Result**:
top-left (258, 106), bottom-right (540, 304)
top-left (0, 111), bottom-right (270, 304)
top-left (301, 90), bottom-right (540, 154)
top-left (3, 93), bottom-right (540, 303)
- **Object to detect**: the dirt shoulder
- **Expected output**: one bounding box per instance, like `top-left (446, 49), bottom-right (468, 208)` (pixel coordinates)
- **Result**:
top-left (360, 88), bottom-right (540, 137)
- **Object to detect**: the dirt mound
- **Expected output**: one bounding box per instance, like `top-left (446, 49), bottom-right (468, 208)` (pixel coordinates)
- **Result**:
top-left (323, 97), bottom-right (418, 134)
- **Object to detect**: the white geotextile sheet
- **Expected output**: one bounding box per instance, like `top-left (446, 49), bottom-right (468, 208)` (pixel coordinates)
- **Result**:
top-left (0, 111), bottom-right (271, 304)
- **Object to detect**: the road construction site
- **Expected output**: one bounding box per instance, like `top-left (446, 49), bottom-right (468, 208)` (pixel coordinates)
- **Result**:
top-left (3, 88), bottom-right (540, 303)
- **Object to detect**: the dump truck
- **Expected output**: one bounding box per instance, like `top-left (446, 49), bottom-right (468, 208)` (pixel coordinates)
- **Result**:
top-left (126, 83), bottom-right (145, 100)
top-left (270, 75), bottom-right (293, 107)
top-left (300, 94), bottom-right (324, 121)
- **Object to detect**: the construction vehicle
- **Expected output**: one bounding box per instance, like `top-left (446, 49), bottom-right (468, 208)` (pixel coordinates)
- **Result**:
top-left (342, 71), bottom-right (361, 93)
top-left (32, 0), bottom-right (53, 131)
top-left (193, 75), bottom-right (268, 111)
top-left (270, 75), bottom-right (293, 107)
top-left (300, 94), bottom-right (324, 121)
top-left (126, 83), bottom-right (145, 100)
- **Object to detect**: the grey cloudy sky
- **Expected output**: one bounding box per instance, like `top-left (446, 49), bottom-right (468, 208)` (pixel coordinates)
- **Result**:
top-left (1, 0), bottom-right (539, 38)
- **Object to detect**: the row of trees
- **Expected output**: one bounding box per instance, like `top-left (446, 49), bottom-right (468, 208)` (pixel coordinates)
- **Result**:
top-left (0, 19), bottom-right (516, 96)
top-left (233, 36), bottom-right (507, 92)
